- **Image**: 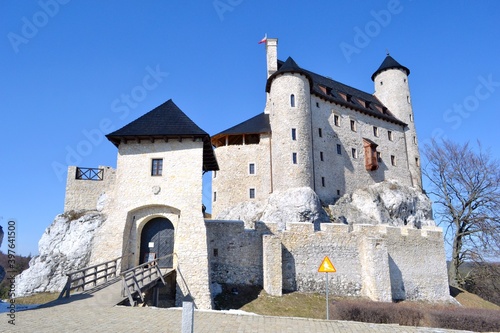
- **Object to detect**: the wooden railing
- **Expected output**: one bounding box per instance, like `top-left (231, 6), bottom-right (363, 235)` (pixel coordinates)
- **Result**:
top-left (76, 167), bottom-right (104, 181)
top-left (121, 254), bottom-right (174, 306)
top-left (59, 254), bottom-right (132, 299)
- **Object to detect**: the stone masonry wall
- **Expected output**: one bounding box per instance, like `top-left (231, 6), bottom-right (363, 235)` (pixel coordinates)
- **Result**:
top-left (64, 165), bottom-right (115, 212)
top-left (206, 220), bottom-right (451, 302)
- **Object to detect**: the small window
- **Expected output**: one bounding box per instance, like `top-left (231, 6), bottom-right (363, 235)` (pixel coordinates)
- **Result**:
top-left (291, 128), bottom-right (296, 140)
top-left (249, 188), bottom-right (255, 199)
top-left (249, 163), bottom-right (255, 175)
top-left (292, 152), bottom-right (297, 164)
top-left (321, 177), bottom-right (325, 187)
top-left (213, 248), bottom-right (218, 257)
top-left (373, 126), bottom-right (379, 137)
top-left (350, 120), bottom-right (356, 132)
top-left (151, 159), bottom-right (163, 176)
top-left (316, 102), bottom-right (319, 108)
top-left (409, 113), bottom-right (413, 122)
top-left (334, 114), bottom-right (340, 127)
top-left (213, 191), bottom-right (217, 202)
top-left (391, 155), bottom-right (396, 166)
top-left (388, 130), bottom-right (393, 141)
top-left (336, 144), bottom-right (342, 155)
top-left (318, 128), bottom-right (323, 137)
top-left (413, 136), bottom-right (417, 144)
top-left (320, 152), bottom-right (324, 161)
top-left (337, 190), bottom-right (341, 196)
top-left (380, 81), bottom-right (383, 86)
top-left (415, 157), bottom-right (420, 167)
top-left (351, 148), bottom-right (358, 159)
top-left (290, 94), bottom-right (295, 107)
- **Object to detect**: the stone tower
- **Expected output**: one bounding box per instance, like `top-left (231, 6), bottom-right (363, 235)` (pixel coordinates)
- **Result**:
top-left (372, 55), bottom-right (422, 189)
top-left (265, 48), bottom-right (314, 191)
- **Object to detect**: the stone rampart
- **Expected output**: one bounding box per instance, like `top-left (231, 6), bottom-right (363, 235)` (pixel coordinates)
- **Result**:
top-left (64, 166), bottom-right (116, 212)
top-left (206, 220), bottom-right (450, 302)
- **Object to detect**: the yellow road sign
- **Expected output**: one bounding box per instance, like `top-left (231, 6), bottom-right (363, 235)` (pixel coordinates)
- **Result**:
top-left (318, 256), bottom-right (336, 273)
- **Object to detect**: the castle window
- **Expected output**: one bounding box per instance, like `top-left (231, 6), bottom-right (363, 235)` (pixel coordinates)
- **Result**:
top-left (318, 128), bottom-right (323, 137)
top-left (363, 138), bottom-right (379, 171)
top-left (373, 126), bottom-right (379, 137)
top-left (249, 163), bottom-right (255, 175)
top-left (413, 136), bottom-right (417, 144)
top-left (337, 144), bottom-right (342, 155)
top-left (292, 152), bottom-right (297, 164)
top-left (213, 249), bottom-right (218, 257)
top-left (350, 120), bottom-right (356, 132)
top-left (351, 148), bottom-right (358, 159)
top-left (316, 102), bottom-right (319, 108)
top-left (320, 152), bottom-right (324, 161)
top-left (333, 114), bottom-right (340, 127)
top-left (213, 191), bottom-right (217, 202)
top-left (380, 81), bottom-right (383, 85)
top-left (249, 188), bottom-right (255, 199)
top-left (337, 190), bottom-right (341, 196)
top-left (409, 113), bottom-right (413, 122)
top-left (415, 157), bottom-right (420, 167)
top-left (290, 94), bottom-right (295, 107)
top-left (245, 134), bottom-right (260, 145)
top-left (388, 130), bottom-right (393, 141)
top-left (291, 128), bottom-right (297, 140)
top-left (321, 177), bottom-right (325, 187)
top-left (151, 159), bottom-right (163, 176)
top-left (391, 155), bottom-right (396, 166)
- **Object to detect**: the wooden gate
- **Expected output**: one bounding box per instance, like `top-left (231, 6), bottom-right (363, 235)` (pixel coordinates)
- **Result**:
top-left (140, 217), bottom-right (174, 268)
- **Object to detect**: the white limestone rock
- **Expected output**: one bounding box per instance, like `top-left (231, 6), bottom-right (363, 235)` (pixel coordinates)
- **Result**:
top-left (330, 180), bottom-right (435, 228)
top-left (216, 187), bottom-right (329, 230)
top-left (15, 211), bottom-right (105, 296)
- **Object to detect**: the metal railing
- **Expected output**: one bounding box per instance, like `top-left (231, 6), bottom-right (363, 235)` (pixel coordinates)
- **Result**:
top-left (59, 254), bottom-right (132, 299)
top-left (76, 167), bottom-right (104, 181)
top-left (121, 254), bottom-right (174, 306)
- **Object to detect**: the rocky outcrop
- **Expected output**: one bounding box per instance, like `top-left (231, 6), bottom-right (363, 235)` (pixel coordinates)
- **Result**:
top-left (15, 211), bottom-right (105, 296)
top-left (330, 180), bottom-right (435, 228)
top-left (216, 187), bottom-right (329, 229)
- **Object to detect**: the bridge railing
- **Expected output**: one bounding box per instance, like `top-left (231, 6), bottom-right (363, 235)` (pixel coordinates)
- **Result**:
top-left (121, 254), bottom-right (174, 306)
top-left (59, 253), bottom-right (133, 299)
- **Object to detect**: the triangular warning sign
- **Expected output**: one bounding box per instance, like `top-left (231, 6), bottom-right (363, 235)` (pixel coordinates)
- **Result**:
top-left (318, 256), bottom-right (336, 273)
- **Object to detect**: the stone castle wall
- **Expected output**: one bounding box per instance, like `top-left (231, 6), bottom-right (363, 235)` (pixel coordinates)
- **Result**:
top-left (206, 220), bottom-right (450, 302)
top-left (64, 165), bottom-right (116, 212)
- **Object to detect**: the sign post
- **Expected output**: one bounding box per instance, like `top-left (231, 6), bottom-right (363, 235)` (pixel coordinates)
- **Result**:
top-left (318, 256), bottom-right (336, 320)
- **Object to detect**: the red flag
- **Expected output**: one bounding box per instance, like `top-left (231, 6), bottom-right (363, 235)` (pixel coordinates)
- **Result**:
top-left (258, 34), bottom-right (267, 44)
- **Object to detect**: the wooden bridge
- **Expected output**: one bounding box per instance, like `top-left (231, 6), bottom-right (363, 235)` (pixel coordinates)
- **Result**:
top-left (58, 254), bottom-right (175, 307)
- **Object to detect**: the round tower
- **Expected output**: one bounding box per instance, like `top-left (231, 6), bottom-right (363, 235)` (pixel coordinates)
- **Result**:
top-left (372, 55), bottom-right (422, 190)
top-left (266, 56), bottom-right (314, 191)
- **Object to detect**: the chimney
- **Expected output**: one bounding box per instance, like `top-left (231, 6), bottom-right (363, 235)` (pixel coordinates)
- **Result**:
top-left (266, 38), bottom-right (278, 78)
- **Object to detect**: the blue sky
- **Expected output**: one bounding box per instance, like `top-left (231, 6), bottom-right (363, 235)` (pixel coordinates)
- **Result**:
top-left (1, 1), bottom-right (499, 256)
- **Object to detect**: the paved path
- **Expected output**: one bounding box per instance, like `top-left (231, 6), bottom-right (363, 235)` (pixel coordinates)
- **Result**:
top-left (3, 303), bottom-right (476, 333)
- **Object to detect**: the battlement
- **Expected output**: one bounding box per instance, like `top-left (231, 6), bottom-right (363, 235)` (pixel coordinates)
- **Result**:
top-left (64, 166), bottom-right (116, 212)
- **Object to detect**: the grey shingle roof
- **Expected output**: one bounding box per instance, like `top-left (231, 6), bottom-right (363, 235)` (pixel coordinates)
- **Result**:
top-left (371, 55), bottom-right (410, 81)
top-left (213, 113), bottom-right (270, 137)
top-left (106, 99), bottom-right (218, 171)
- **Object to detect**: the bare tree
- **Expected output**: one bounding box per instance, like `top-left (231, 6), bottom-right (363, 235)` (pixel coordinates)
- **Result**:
top-left (422, 139), bottom-right (500, 288)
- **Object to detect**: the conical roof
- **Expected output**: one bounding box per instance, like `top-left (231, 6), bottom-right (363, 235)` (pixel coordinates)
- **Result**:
top-left (266, 57), bottom-right (313, 92)
top-left (371, 55), bottom-right (410, 81)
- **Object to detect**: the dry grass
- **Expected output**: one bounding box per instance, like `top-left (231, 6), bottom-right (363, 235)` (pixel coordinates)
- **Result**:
top-left (14, 292), bottom-right (59, 305)
top-left (451, 286), bottom-right (500, 310)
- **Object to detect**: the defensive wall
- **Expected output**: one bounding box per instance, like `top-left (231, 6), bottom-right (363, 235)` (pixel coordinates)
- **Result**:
top-left (206, 220), bottom-right (451, 302)
top-left (64, 166), bottom-right (116, 212)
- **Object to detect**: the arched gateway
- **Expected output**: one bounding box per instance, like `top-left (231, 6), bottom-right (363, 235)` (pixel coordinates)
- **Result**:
top-left (140, 217), bottom-right (174, 268)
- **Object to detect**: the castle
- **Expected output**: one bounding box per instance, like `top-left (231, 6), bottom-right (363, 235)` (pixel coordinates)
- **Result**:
top-left (63, 38), bottom-right (450, 309)
top-left (212, 38), bottom-right (421, 216)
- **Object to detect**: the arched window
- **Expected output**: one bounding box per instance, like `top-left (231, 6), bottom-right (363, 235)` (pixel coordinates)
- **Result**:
top-left (290, 94), bottom-right (295, 107)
